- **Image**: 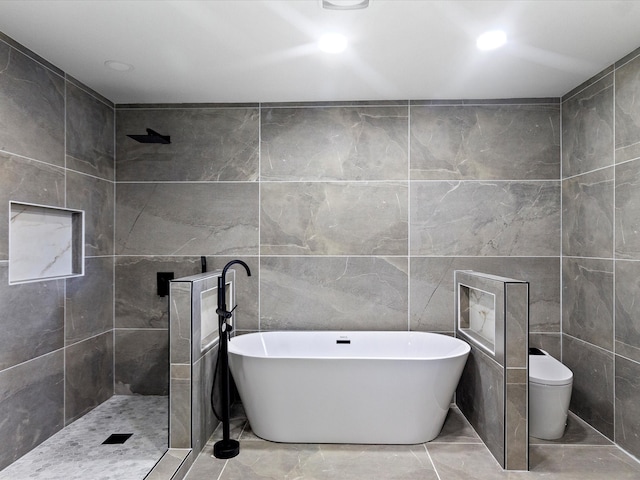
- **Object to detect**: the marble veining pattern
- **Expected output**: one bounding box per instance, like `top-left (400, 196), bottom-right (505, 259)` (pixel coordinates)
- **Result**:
top-left (116, 107), bottom-right (259, 182)
top-left (562, 257), bottom-right (614, 350)
top-left (562, 167), bottom-right (614, 258)
top-left (114, 329), bottom-right (169, 395)
top-left (0, 263), bottom-right (64, 370)
top-left (615, 53), bottom-right (640, 152)
top-left (260, 256), bottom-right (408, 330)
top-left (563, 334), bottom-right (615, 439)
top-left (116, 183), bottom-right (259, 256)
top-left (66, 170), bottom-right (114, 257)
top-left (615, 355), bottom-right (640, 458)
top-left (410, 104), bottom-right (560, 180)
top-left (260, 181), bottom-right (408, 255)
top-left (261, 106), bottom-right (408, 181)
top-left (562, 74), bottom-right (614, 178)
top-left (0, 395), bottom-right (167, 480)
top-left (0, 40), bottom-right (65, 167)
top-left (410, 181), bottom-right (560, 256)
top-left (65, 257), bottom-right (114, 345)
top-left (64, 332), bottom-right (113, 423)
top-left (615, 260), bottom-right (640, 363)
top-left (66, 81), bottom-right (114, 180)
top-left (616, 159), bottom-right (640, 259)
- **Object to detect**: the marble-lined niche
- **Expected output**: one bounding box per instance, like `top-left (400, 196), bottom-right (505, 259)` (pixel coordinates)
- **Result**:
top-left (9, 202), bottom-right (84, 284)
top-left (458, 284), bottom-right (496, 353)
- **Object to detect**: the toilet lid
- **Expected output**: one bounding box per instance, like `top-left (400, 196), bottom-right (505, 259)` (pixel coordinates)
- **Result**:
top-left (529, 354), bottom-right (573, 386)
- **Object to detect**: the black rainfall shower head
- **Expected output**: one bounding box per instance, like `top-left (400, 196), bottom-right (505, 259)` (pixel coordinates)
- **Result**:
top-left (127, 128), bottom-right (171, 144)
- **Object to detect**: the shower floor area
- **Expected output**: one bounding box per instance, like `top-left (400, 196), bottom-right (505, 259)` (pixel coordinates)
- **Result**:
top-left (0, 395), bottom-right (168, 480)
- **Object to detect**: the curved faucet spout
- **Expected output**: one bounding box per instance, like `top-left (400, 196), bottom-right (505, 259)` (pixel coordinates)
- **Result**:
top-left (217, 260), bottom-right (251, 332)
top-left (222, 259), bottom-right (251, 279)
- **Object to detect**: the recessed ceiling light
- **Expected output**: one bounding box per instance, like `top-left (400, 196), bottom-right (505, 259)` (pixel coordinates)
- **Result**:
top-left (104, 60), bottom-right (134, 72)
top-left (476, 30), bottom-right (507, 51)
top-left (318, 33), bottom-right (348, 54)
top-left (320, 0), bottom-right (371, 10)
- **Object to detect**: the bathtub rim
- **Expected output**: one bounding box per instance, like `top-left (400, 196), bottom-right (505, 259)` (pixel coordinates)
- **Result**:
top-left (228, 330), bottom-right (470, 361)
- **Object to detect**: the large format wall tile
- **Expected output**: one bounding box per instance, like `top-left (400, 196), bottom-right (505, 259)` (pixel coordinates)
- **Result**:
top-left (562, 74), bottom-right (614, 178)
top-left (615, 53), bottom-right (640, 155)
top-left (261, 182), bottom-right (408, 255)
top-left (116, 182), bottom-right (259, 255)
top-left (64, 332), bottom-right (113, 424)
top-left (562, 168), bottom-right (614, 258)
top-left (615, 355), bottom-right (640, 459)
top-left (66, 82), bottom-right (114, 180)
top-left (616, 158), bottom-right (640, 259)
top-left (410, 257), bottom-right (559, 335)
top-left (410, 104), bottom-right (560, 180)
top-left (0, 264), bottom-right (64, 370)
top-left (261, 106), bottom-right (408, 181)
top-left (0, 41), bottom-right (64, 167)
top-left (116, 107), bottom-right (259, 181)
top-left (65, 257), bottom-right (114, 344)
top-left (115, 329), bottom-right (168, 395)
top-left (563, 334), bottom-right (614, 439)
top-left (562, 257), bottom-right (613, 350)
top-left (260, 256), bottom-right (408, 331)
top-left (410, 181), bottom-right (560, 256)
top-left (615, 260), bottom-right (640, 363)
top-left (0, 350), bottom-right (64, 471)
top-left (66, 170), bottom-right (114, 257)
top-left (0, 153), bottom-right (65, 259)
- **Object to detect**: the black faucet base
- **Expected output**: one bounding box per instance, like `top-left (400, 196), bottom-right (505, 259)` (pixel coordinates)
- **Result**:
top-left (213, 439), bottom-right (240, 459)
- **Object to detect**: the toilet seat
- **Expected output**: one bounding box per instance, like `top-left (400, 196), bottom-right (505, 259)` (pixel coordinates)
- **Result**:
top-left (529, 354), bottom-right (572, 386)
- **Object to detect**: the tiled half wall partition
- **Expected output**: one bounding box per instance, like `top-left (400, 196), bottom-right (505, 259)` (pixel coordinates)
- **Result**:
top-left (455, 270), bottom-right (529, 471)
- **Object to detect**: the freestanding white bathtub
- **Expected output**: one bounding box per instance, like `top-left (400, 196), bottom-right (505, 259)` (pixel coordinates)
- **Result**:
top-left (227, 331), bottom-right (470, 444)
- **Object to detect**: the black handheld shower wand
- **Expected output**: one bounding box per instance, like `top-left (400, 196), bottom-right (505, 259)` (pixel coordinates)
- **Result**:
top-left (213, 259), bottom-right (251, 459)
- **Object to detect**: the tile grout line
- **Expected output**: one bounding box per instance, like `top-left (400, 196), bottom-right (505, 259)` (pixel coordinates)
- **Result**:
top-left (423, 443), bottom-right (443, 480)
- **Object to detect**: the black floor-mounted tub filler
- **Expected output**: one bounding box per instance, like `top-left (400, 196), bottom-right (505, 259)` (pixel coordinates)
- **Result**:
top-left (213, 259), bottom-right (251, 459)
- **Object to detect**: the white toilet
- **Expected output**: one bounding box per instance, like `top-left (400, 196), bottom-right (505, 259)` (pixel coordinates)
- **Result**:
top-left (529, 348), bottom-right (573, 440)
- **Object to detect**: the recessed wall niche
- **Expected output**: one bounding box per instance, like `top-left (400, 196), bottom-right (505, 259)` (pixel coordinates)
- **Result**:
top-left (9, 202), bottom-right (84, 285)
top-left (458, 284), bottom-right (496, 355)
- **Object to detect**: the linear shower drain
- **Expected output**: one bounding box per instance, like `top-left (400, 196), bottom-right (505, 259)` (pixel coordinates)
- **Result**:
top-left (102, 433), bottom-right (133, 444)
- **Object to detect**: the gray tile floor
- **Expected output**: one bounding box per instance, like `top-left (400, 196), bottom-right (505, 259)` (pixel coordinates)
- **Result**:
top-left (184, 406), bottom-right (640, 480)
top-left (0, 395), bottom-right (168, 480)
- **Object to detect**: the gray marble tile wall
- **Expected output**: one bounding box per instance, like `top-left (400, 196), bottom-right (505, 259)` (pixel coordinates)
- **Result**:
top-left (0, 34), bottom-right (115, 470)
top-left (114, 100), bottom-right (560, 340)
top-left (561, 46), bottom-right (640, 459)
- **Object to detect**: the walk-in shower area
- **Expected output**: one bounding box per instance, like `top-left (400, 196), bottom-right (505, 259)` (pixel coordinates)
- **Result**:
top-left (0, 396), bottom-right (167, 480)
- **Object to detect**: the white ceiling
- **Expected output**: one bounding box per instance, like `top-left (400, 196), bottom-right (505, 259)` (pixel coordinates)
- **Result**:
top-left (1, 0), bottom-right (640, 104)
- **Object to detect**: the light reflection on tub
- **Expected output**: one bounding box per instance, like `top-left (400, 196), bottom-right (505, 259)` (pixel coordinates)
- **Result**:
top-left (228, 331), bottom-right (470, 444)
